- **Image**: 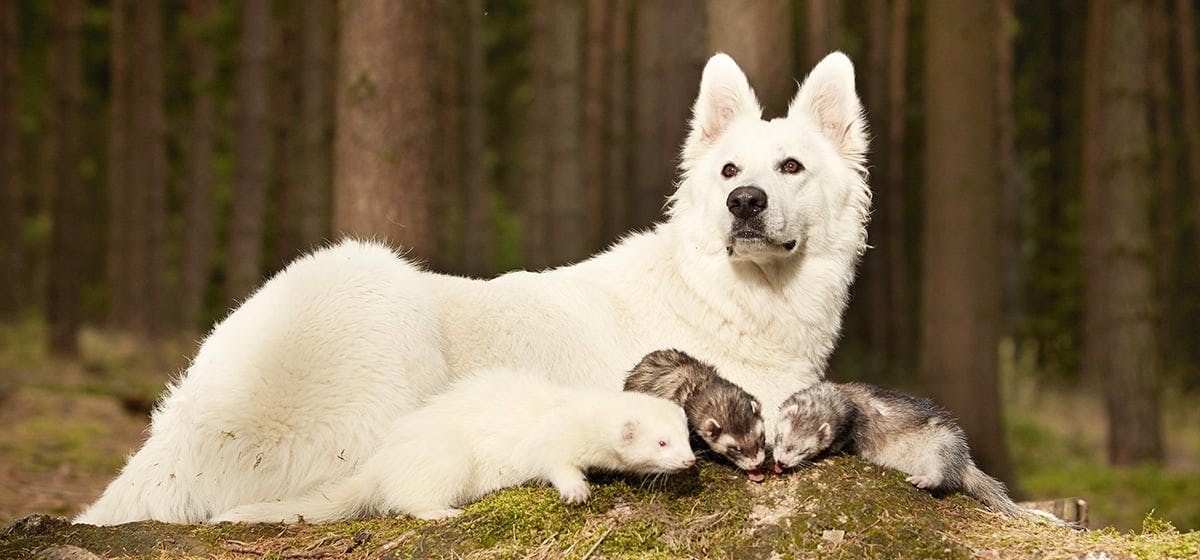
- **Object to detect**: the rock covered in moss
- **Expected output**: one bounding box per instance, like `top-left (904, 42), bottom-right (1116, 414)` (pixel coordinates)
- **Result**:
top-left (2, 456), bottom-right (1197, 559)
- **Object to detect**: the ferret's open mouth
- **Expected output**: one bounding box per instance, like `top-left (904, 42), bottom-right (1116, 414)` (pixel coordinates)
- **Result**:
top-left (747, 468), bottom-right (765, 482)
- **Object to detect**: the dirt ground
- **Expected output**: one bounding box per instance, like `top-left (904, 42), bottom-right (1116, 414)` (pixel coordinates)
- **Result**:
top-left (0, 365), bottom-right (157, 525)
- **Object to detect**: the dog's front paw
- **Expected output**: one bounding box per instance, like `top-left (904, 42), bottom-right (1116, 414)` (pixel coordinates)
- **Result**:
top-left (556, 481), bottom-right (590, 504)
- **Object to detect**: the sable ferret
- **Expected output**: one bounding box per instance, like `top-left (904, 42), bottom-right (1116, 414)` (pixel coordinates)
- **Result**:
top-left (212, 368), bottom-right (696, 523)
top-left (624, 349), bottom-right (767, 481)
top-left (773, 381), bottom-right (1041, 520)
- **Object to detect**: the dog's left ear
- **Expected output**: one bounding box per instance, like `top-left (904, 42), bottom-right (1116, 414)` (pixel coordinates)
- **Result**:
top-left (788, 52), bottom-right (868, 167)
top-left (681, 53), bottom-right (763, 167)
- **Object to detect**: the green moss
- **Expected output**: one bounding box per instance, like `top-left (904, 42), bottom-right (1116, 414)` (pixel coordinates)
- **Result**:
top-left (0, 416), bottom-right (125, 473)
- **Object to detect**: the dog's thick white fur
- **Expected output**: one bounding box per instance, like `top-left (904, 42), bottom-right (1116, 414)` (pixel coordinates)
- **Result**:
top-left (75, 52), bottom-right (870, 525)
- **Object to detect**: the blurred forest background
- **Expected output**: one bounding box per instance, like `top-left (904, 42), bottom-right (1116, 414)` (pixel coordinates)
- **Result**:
top-left (1, 0), bottom-right (1199, 532)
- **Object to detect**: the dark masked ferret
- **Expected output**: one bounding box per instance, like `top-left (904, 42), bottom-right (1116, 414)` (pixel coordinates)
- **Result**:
top-left (773, 381), bottom-right (1041, 520)
top-left (625, 349), bottom-right (767, 481)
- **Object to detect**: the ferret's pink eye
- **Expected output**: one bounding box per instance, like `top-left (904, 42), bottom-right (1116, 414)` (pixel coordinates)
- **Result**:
top-left (658, 440), bottom-right (667, 447)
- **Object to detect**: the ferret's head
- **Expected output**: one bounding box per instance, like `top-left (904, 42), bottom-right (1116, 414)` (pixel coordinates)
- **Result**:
top-left (614, 395), bottom-right (696, 474)
top-left (695, 395), bottom-right (767, 479)
top-left (772, 383), bottom-right (850, 470)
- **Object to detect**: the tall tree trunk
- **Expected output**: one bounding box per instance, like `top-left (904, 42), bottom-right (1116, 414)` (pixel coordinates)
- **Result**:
top-left (0, 0), bottom-right (21, 321)
top-left (584, 0), bottom-right (614, 252)
top-left (1178, 0), bottom-right (1200, 252)
top-left (886, 0), bottom-right (913, 373)
top-left (46, 0), bottom-right (85, 354)
top-left (128, 1), bottom-right (167, 339)
top-left (298, 0), bottom-right (334, 253)
top-left (461, 0), bottom-right (492, 276)
top-left (106, 0), bottom-right (134, 332)
top-left (335, 0), bottom-right (437, 258)
top-left (707, 0), bottom-right (794, 115)
top-left (630, 1), bottom-right (706, 232)
top-left (804, 0), bottom-right (843, 68)
top-left (1149, 0), bottom-right (1178, 370)
top-left (1083, 0), bottom-right (1163, 466)
top-left (604, 0), bottom-right (632, 242)
top-left (524, 0), bottom-right (585, 269)
top-left (433, 3), bottom-right (466, 273)
top-left (270, 6), bottom-right (301, 271)
top-left (227, 0), bottom-right (271, 304)
top-left (920, 0), bottom-right (1017, 487)
top-left (996, 0), bottom-right (1022, 340)
top-left (180, 0), bottom-right (218, 332)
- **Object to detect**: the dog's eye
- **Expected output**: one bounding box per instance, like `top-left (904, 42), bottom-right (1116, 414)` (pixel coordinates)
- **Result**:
top-left (780, 158), bottom-right (804, 174)
top-left (721, 163), bottom-right (739, 178)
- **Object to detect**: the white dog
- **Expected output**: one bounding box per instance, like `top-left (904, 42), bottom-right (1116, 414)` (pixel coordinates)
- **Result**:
top-left (75, 52), bottom-right (870, 525)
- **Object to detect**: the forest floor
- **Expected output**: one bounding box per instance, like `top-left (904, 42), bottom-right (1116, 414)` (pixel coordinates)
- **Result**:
top-left (1, 320), bottom-right (1199, 558)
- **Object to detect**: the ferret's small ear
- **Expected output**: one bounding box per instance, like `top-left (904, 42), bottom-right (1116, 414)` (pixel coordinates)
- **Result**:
top-left (621, 420), bottom-right (638, 444)
top-left (700, 418), bottom-right (722, 439)
top-left (780, 404), bottom-right (799, 419)
top-left (818, 422), bottom-right (831, 440)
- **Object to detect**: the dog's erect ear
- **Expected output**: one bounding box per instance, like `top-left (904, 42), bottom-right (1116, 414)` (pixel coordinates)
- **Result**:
top-left (788, 52), bottom-right (867, 167)
top-left (681, 53), bottom-right (763, 167)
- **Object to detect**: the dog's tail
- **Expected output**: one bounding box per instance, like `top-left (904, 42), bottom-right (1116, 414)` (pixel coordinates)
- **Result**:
top-left (962, 464), bottom-right (1080, 529)
top-left (211, 474), bottom-right (372, 524)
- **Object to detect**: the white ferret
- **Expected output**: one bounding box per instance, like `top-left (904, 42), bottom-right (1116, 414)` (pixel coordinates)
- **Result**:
top-left (213, 368), bottom-right (696, 523)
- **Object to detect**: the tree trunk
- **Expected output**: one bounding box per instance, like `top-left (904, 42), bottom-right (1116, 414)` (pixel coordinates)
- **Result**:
top-left (335, 0), bottom-right (437, 258)
top-left (804, 0), bottom-right (843, 68)
top-left (920, 0), bottom-right (1017, 487)
top-left (128, 1), bottom-right (167, 339)
top-left (461, 0), bottom-right (492, 276)
top-left (630, 0), bottom-right (706, 232)
top-left (105, 0), bottom-right (134, 332)
top-left (706, 0), bottom-right (794, 116)
top-left (584, 0), bottom-right (614, 252)
top-left (270, 6), bottom-right (301, 271)
top-left (179, 0), bottom-right (218, 333)
top-left (226, 0), bottom-right (271, 304)
top-left (0, 0), bottom-right (21, 321)
top-left (523, 0), bottom-right (585, 269)
top-left (1082, 0), bottom-right (1163, 466)
top-left (46, 0), bottom-right (85, 355)
top-left (1177, 0), bottom-right (1200, 253)
top-left (995, 0), bottom-right (1022, 340)
top-left (605, 0), bottom-right (632, 242)
top-left (887, 0), bottom-right (913, 373)
top-left (297, 0), bottom-right (334, 253)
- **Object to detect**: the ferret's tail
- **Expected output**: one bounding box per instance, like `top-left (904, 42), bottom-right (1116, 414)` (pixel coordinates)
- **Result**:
top-left (962, 465), bottom-right (1080, 529)
top-left (210, 473), bottom-right (373, 524)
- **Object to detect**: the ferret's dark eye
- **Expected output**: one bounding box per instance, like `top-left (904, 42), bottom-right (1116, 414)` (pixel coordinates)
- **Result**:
top-left (730, 446), bottom-right (741, 454)
top-left (658, 440), bottom-right (667, 447)
top-left (721, 163), bottom-right (739, 178)
top-left (780, 158), bottom-right (803, 174)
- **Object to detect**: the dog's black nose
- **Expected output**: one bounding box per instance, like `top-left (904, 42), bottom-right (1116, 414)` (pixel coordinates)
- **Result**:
top-left (727, 186), bottom-right (767, 220)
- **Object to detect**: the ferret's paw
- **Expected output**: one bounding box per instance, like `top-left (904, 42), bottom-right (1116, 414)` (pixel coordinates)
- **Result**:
top-left (557, 481), bottom-right (591, 504)
top-left (905, 475), bottom-right (938, 489)
top-left (414, 508), bottom-right (462, 521)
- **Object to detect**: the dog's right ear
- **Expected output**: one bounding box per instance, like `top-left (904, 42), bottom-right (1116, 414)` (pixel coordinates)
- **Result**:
top-left (681, 53), bottom-right (763, 168)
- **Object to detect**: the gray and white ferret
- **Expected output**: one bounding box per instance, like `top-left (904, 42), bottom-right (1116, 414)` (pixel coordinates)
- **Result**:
top-left (624, 349), bottom-right (768, 481)
top-left (773, 381), bottom-right (1066, 523)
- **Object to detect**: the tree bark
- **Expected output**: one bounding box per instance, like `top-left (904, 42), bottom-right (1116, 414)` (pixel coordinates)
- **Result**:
top-left (604, 0), bottom-right (632, 242)
top-left (461, 0), bottom-right (492, 276)
top-left (128, 1), bottom-right (168, 339)
top-left (886, 0), bottom-right (913, 373)
top-left (1082, 0), bottom-right (1163, 466)
top-left (1177, 0), bottom-right (1200, 253)
top-left (706, 0), bottom-right (794, 116)
top-left (630, 0), bottom-right (706, 232)
top-left (297, 1), bottom-right (334, 255)
top-left (335, 0), bottom-right (437, 258)
top-left (0, 0), bottom-right (21, 321)
top-left (920, 0), bottom-right (1017, 487)
top-left (804, 0), bottom-right (843, 68)
top-left (46, 0), bottom-right (85, 354)
top-left (180, 0), bottom-right (218, 332)
top-left (524, 0), bottom-right (585, 269)
top-left (226, 0), bottom-right (272, 304)
top-left (105, 0), bottom-right (134, 332)
top-left (270, 5), bottom-right (301, 271)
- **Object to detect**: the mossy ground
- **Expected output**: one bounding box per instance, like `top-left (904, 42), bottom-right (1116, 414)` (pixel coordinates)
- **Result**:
top-left (4, 457), bottom-right (1199, 559)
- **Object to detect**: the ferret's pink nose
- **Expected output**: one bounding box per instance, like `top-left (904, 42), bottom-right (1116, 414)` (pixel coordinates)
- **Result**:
top-left (682, 457), bottom-right (696, 468)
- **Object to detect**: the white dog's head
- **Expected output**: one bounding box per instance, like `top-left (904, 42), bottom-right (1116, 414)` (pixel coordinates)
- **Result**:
top-left (669, 52), bottom-right (869, 265)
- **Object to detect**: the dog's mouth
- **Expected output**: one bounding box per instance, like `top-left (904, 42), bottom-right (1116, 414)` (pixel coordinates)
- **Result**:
top-left (726, 223), bottom-right (798, 256)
